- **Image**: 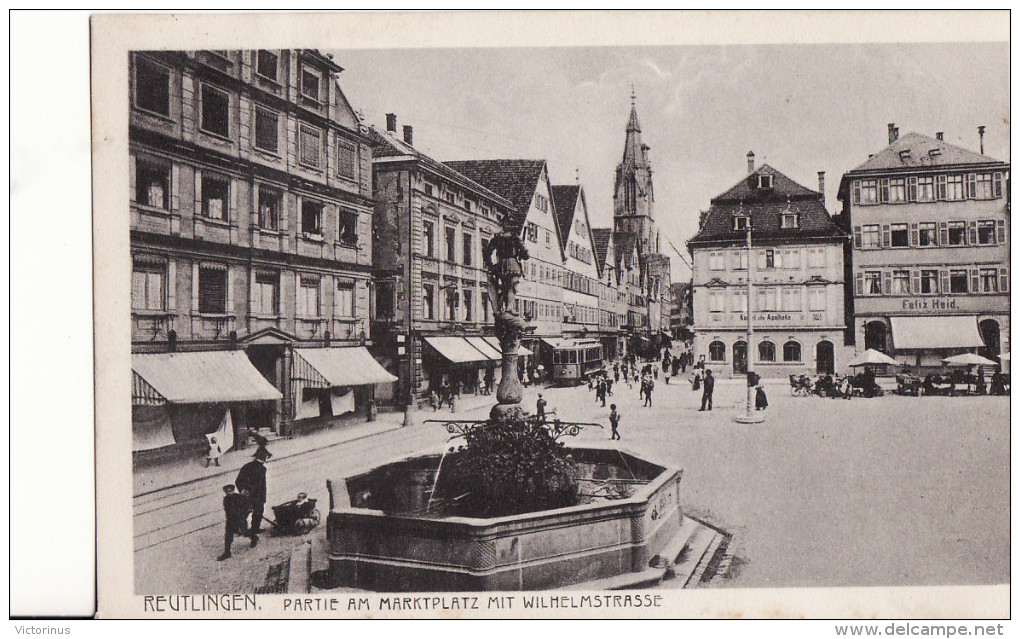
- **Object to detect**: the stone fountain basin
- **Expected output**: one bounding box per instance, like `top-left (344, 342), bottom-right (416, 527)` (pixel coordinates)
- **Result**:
top-left (326, 444), bottom-right (683, 591)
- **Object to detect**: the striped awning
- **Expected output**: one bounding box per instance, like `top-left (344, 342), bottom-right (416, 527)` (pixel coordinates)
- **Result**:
top-left (465, 337), bottom-right (501, 361)
top-left (481, 336), bottom-right (533, 357)
top-left (131, 351), bottom-right (282, 405)
top-left (424, 336), bottom-right (490, 364)
top-left (890, 316), bottom-right (984, 350)
top-left (293, 347), bottom-right (397, 387)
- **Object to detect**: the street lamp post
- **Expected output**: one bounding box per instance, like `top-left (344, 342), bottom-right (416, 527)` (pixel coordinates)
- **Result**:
top-left (735, 214), bottom-right (765, 424)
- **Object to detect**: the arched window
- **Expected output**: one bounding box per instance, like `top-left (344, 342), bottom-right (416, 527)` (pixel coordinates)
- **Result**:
top-left (709, 341), bottom-right (726, 362)
top-left (783, 340), bottom-right (801, 362)
top-left (758, 340), bottom-right (776, 362)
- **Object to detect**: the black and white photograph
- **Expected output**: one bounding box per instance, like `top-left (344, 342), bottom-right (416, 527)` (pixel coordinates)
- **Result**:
top-left (78, 10), bottom-right (1010, 622)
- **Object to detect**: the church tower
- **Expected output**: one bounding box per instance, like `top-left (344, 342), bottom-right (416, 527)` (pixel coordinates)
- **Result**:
top-left (613, 91), bottom-right (657, 255)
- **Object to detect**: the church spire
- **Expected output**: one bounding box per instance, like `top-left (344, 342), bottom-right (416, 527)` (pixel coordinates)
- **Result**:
top-left (614, 94), bottom-right (656, 255)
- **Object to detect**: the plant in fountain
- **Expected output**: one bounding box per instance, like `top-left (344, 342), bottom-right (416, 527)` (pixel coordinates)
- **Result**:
top-left (435, 231), bottom-right (579, 517)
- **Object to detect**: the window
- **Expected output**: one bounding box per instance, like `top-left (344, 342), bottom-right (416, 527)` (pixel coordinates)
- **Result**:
top-left (445, 191), bottom-right (456, 204)
top-left (337, 140), bottom-right (357, 180)
top-left (446, 227), bottom-right (457, 262)
top-left (135, 56), bottom-right (170, 116)
top-left (464, 200), bottom-right (473, 212)
top-left (808, 287), bottom-right (825, 311)
top-left (980, 268), bottom-right (999, 293)
top-left (733, 216), bottom-right (749, 231)
top-left (254, 106), bottom-right (278, 153)
top-left (918, 222), bottom-right (937, 247)
top-left (864, 271), bottom-right (882, 295)
top-left (782, 287), bottom-right (801, 310)
top-left (861, 224), bottom-right (880, 249)
top-left (936, 175), bottom-right (948, 200)
top-left (977, 220), bottom-right (996, 245)
top-left (424, 183), bottom-right (433, 197)
top-left (966, 173), bottom-right (978, 199)
top-left (423, 221), bottom-right (434, 257)
top-left (708, 341), bottom-right (726, 362)
top-left (993, 172), bottom-right (1005, 198)
top-left (132, 261), bottom-right (166, 311)
top-left (297, 276), bottom-right (320, 317)
top-left (445, 288), bottom-right (458, 320)
top-left (298, 124), bottom-right (322, 169)
top-left (338, 209), bottom-right (358, 245)
top-left (708, 252), bottom-right (725, 271)
top-left (545, 230), bottom-right (551, 245)
top-left (946, 175), bottom-right (964, 200)
top-left (201, 175), bottom-right (229, 221)
top-left (708, 291), bottom-right (724, 313)
top-left (730, 290), bottom-right (747, 312)
top-left (947, 221), bottom-right (966, 246)
top-left (463, 289), bottom-right (473, 322)
top-left (890, 223), bottom-right (909, 247)
top-left (257, 186), bottom-right (280, 230)
top-left (734, 250), bottom-right (748, 271)
top-left (301, 199), bottom-right (322, 235)
top-left (197, 266), bottom-right (227, 314)
top-left (783, 341), bottom-right (801, 362)
top-left (949, 270), bottom-right (968, 294)
top-left (765, 249), bottom-right (776, 269)
top-left (255, 50), bottom-right (278, 81)
top-left (892, 270), bottom-right (910, 295)
top-left (807, 248), bottom-right (825, 268)
top-left (921, 270), bottom-right (939, 295)
top-left (336, 281), bottom-right (355, 317)
top-left (860, 179), bottom-right (878, 204)
top-left (252, 271), bottom-right (279, 315)
top-left (757, 287), bottom-right (778, 311)
top-left (462, 233), bottom-right (473, 266)
top-left (888, 178), bottom-right (906, 203)
top-left (534, 193), bottom-right (549, 212)
top-left (301, 66), bottom-right (321, 102)
top-left (972, 174), bottom-right (994, 199)
top-left (423, 284), bottom-right (435, 319)
top-left (525, 222), bottom-right (539, 242)
top-left (781, 213), bottom-right (799, 229)
top-left (757, 174), bottom-right (773, 189)
top-left (135, 158), bottom-right (169, 209)
top-left (200, 84), bottom-right (229, 137)
top-left (758, 341), bottom-right (776, 362)
top-left (916, 176), bottom-right (935, 201)
top-left (482, 291), bottom-right (490, 323)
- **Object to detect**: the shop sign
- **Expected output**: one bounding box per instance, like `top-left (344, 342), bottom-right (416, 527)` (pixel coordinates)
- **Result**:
top-left (901, 297), bottom-right (960, 312)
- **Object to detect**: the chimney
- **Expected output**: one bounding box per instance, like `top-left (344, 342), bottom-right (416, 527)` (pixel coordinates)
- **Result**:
top-left (403, 125), bottom-right (413, 146)
top-left (888, 123), bottom-right (898, 144)
top-left (817, 171), bottom-right (825, 197)
top-left (747, 151), bottom-right (755, 174)
top-left (978, 125), bottom-right (986, 154)
top-left (385, 113), bottom-right (397, 132)
top-left (936, 131), bottom-right (944, 141)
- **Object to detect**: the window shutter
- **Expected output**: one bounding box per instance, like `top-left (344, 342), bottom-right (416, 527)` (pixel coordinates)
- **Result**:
top-left (170, 164), bottom-right (180, 213)
top-left (907, 176), bottom-right (917, 202)
top-left (968, 221), bottom-right (978, 245)
top-left (940, 270), bottom-right (950, 294)
top-left (881, 225), bottom-right (891, 248)
top-left (1000, 267), bottom-right (1009, 293)
top-left (936, 175), bottom-right (947, 200)
top-left (994, 172), bottom-right (1004, 198)
top-left (879, 178), bottom-right (890, 202)
top-left (909, 223), bottom-right (919, 247)
top-left (249, 268), bottom-right (257, 312)
top-left (911, 269), bottom-right (920, 295)
top-left (853, 226), bottom-right (862, 249)
top-left (852, 181), bottom-right (861, 204)
top-left (855, 272), bottom-right (864, 296)
top-left (728, 250), bottom-right (739, 270)
top-left (192, 263), bottom-right (200, 311)
top-left (969, 268), bottom-right (979, 293)
top-left (167, 260), bottom-right (177, 311)
top-left (997, 219), bottom-right (1006, 244)
top-left (225, 267), bottom-right (234, 314)
top-left (882, 271), bottom-right (891, 295)
top-left (194, 169), bottom-right (203, 216)
top-left (938, 222), bottom-right (949, 246)
top-left (757, 251), bottom-right (766, 270)
top-left (966, 173), bottom-right (977, 199)
top-left (229, 177), bottom-right (237, 222)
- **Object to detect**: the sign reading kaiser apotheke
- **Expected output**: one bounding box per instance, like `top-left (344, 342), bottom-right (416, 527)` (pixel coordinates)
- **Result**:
top-left (737, 312), bottom-right (826, 324)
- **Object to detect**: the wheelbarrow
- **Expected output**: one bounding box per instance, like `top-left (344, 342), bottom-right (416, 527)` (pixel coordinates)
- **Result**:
top-left (269, 493), bottom-right (320, 535)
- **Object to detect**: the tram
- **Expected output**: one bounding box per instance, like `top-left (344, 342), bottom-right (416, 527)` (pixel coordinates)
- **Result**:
top-left (550, 339), bottom-right (604, 385)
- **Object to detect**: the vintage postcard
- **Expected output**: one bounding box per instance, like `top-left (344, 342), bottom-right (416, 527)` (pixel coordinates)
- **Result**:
top-left (92, 11), bottom-right (1010, 620)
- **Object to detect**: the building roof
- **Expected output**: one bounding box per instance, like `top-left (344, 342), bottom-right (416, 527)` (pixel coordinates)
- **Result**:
top-left (443, 159), bottom-right (549, 232)
top-left (368, 128), bottom-right (513, 211)
top-left (847, 131), bottom-right (1007, 173)
top-left (689, 164), bottom-right (845, 246)
top-left (591, 227), bottom-right (614, 273)
top-left (551, 184), bottom-right (581, 250)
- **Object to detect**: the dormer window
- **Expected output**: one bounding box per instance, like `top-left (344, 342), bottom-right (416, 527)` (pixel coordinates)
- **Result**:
top-left (898, 149), bottom-right (912, 162)
top-left (928, 148), bottom-right (942, 158)
top-left (757, 174), bottom-right (773, 190)
top-left (733, 215), bottom-right (750, 231)
top-left (781, 213), bottom-right (799, 229)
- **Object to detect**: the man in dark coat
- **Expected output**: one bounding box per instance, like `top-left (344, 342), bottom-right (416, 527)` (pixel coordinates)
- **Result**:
top-left (235, 451), bottom-right (269, 534)
top-left (699, 369), bottom-right (715, 411)
top-left (218, 484), bottom-right (257, 560)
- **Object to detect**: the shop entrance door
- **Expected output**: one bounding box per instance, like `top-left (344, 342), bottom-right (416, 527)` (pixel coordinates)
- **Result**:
top-left (733, 341), bottom-right (747, 375)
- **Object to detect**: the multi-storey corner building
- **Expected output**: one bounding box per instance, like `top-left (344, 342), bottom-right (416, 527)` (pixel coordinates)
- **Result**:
top-left (838, 125), bottom-right (1010, 368)
top-left (130, 49), bottom-right (393, 456)
top-left (445, 159), bottom-right (566, 370)
top-left (688, 158), bottom-right (851, 378)
top-left (369, 117), bottom-right (514, 405)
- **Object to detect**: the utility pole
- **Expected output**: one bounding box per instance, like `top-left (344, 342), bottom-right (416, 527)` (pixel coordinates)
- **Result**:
top-left (735, 215), bottom-right (765, 424)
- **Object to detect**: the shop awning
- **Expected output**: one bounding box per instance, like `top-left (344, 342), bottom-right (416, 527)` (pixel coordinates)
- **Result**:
top-left (131, 351), bottom-right (282, 405)
top-left (541, 337), bottom-right (602, 350)
top-left (294, 347), bottom-right (398, 387)
top-left (465, 337), bottom-right (501, 361)
top-left (481, 336), bottom-right (533, 357)
top-left (424, 336), bottom-right (491, 364)
top-left (890, 316), bottom-right (985, 350)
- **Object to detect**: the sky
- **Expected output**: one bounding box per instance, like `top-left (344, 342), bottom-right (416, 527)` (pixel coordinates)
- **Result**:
top-left (330, 43), bottom-right (1009, 280)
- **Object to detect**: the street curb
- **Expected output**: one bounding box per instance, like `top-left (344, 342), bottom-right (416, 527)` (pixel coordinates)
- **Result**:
top-left (133, 421), bottom-right (406, 498)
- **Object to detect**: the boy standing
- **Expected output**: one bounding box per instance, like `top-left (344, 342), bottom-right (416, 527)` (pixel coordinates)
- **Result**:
top-left (218, 485), bottom-right (257, 560)
top-left (609, 404), bottom-right (621, 440)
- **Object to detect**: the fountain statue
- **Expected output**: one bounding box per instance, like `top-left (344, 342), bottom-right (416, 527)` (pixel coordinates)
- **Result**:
top-left (482, 230), bottom-right (532, 420)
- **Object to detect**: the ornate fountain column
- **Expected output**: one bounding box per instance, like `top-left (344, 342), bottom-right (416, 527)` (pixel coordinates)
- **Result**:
top-left (483, 231), bottom-right (532, 422)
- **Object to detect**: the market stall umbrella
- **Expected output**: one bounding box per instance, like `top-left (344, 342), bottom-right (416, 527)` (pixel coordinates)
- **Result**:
top-left (942, 353), bottom-right (998, 367)
top-left (847, 349), bottom-right (899, 367)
